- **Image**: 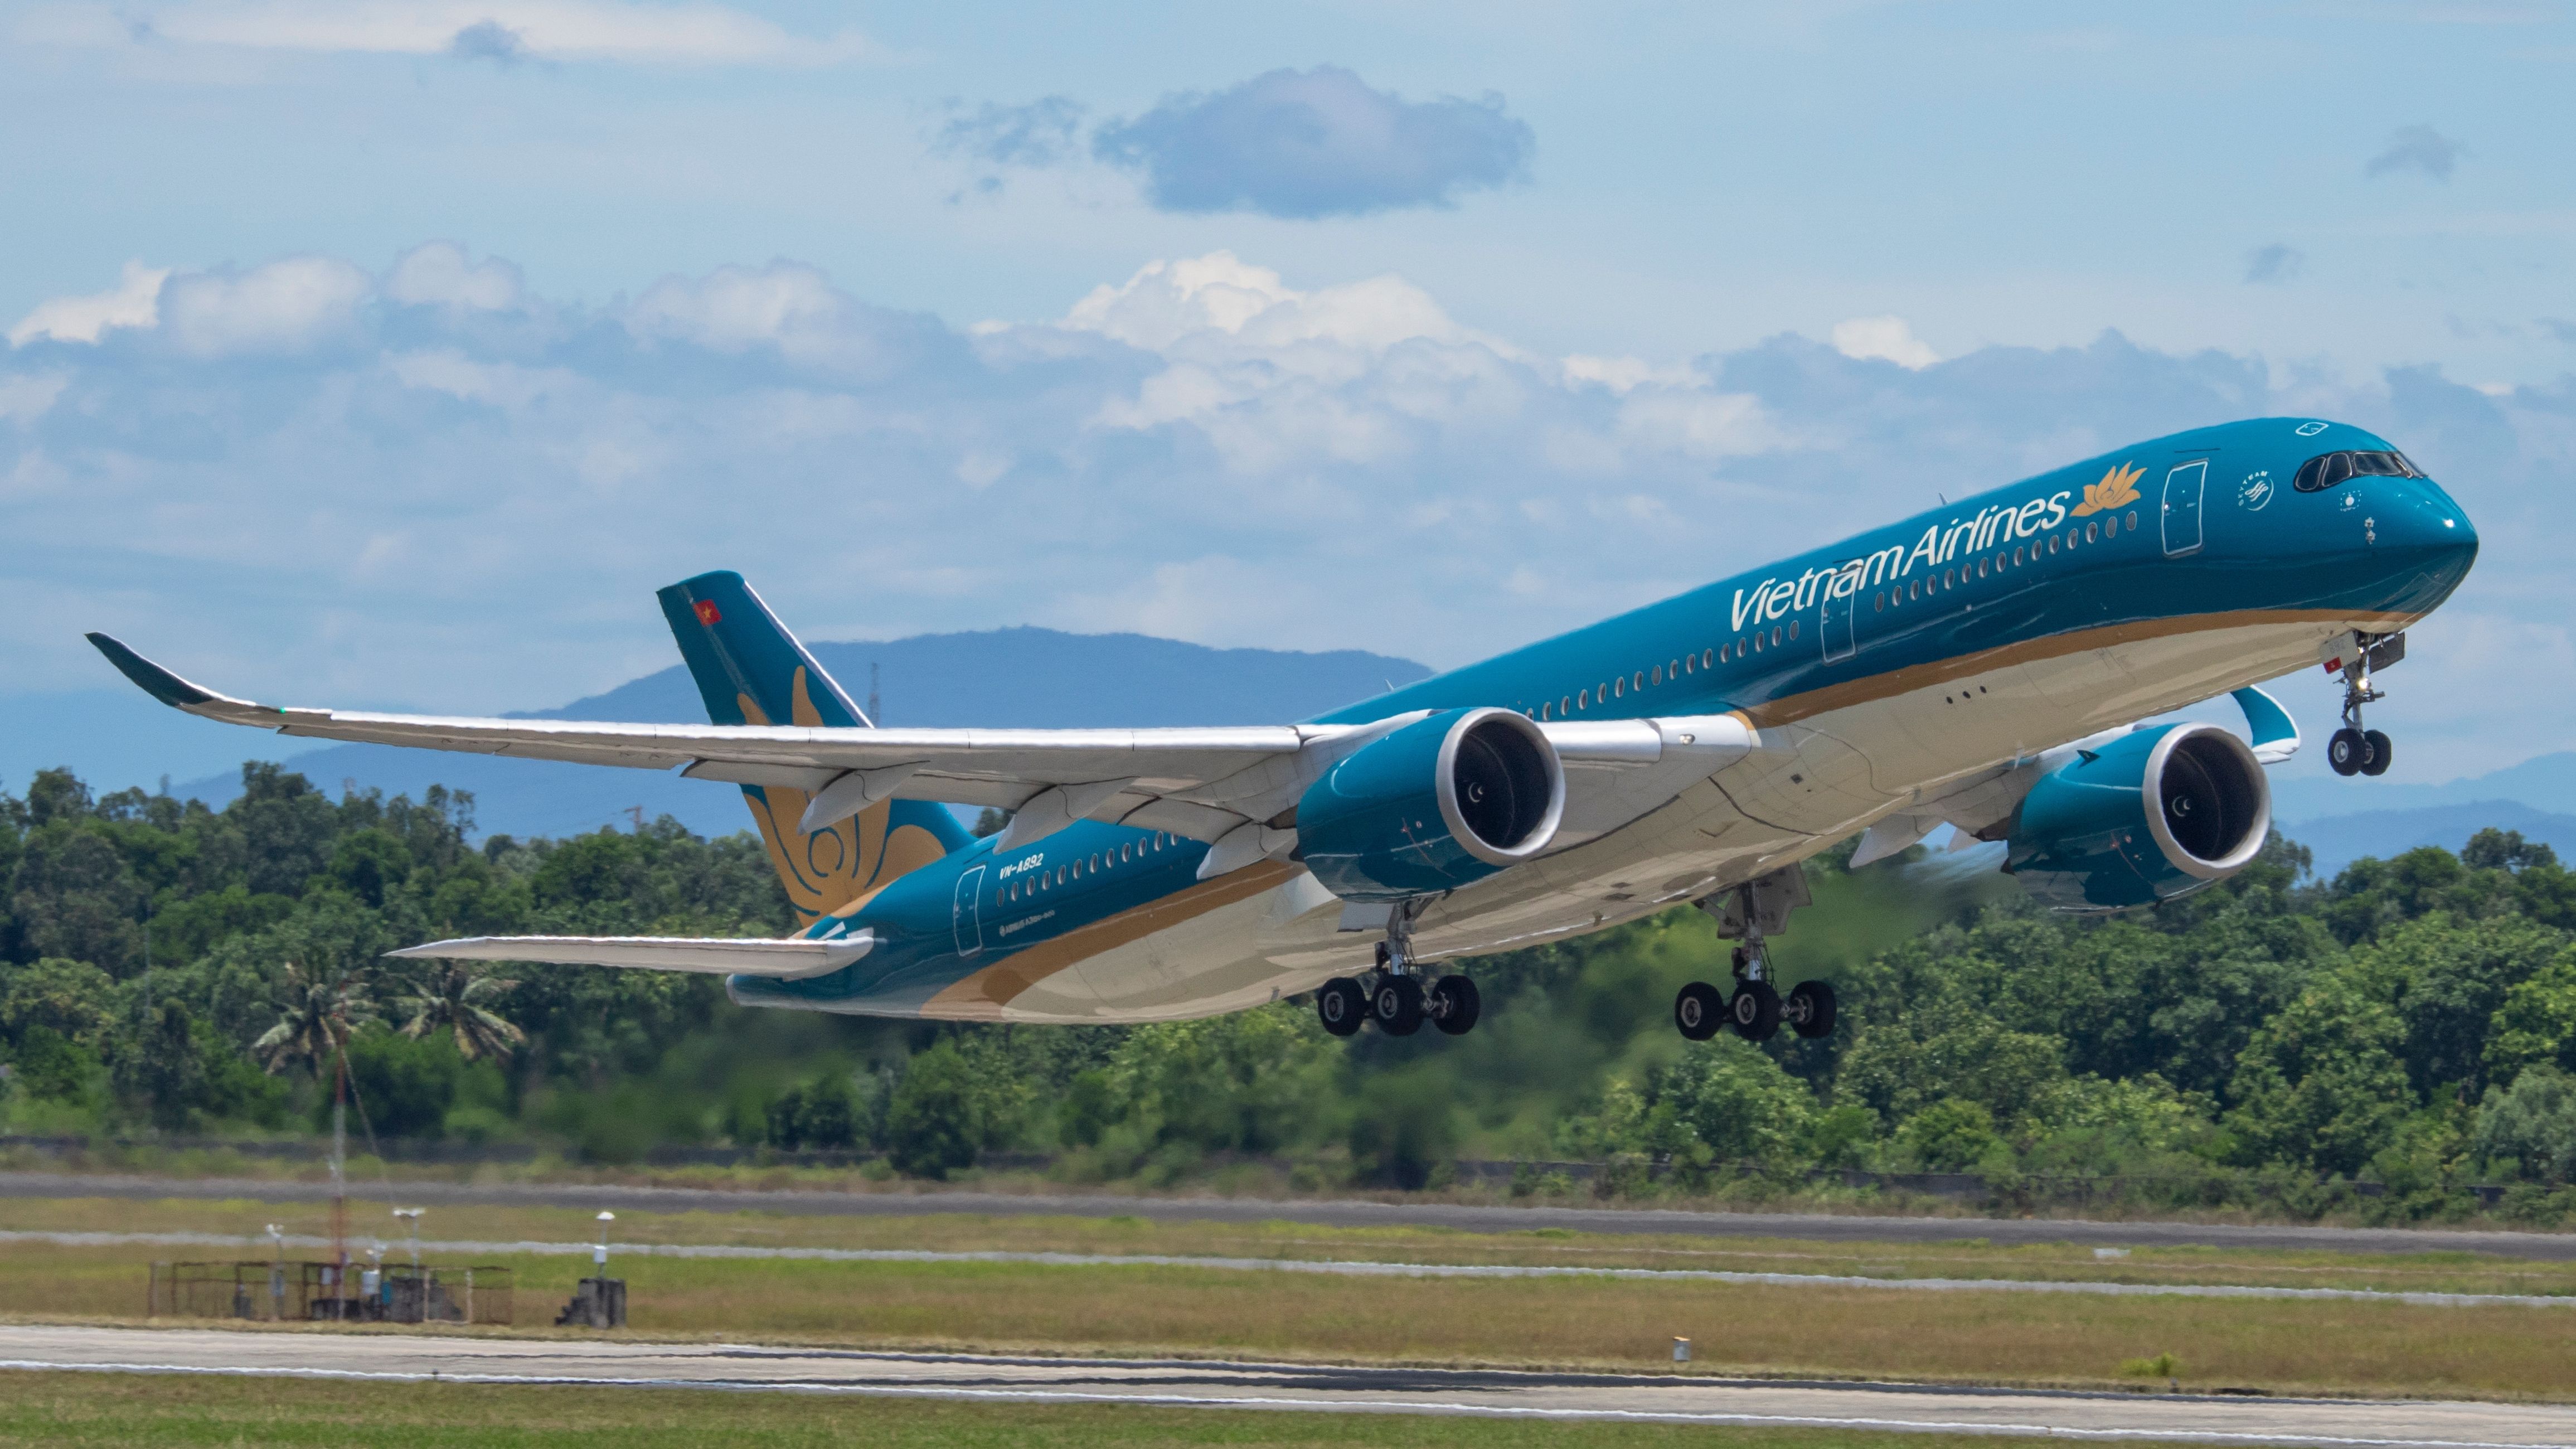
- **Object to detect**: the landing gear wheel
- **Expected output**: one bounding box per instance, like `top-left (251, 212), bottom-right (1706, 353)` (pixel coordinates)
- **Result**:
top-left (1785, 980), bottom-right (1837, 1039)
top-left (1316, 977), bottom-right (1365, 1038)
top-left (2361, 729), bottom-right (2393, 777)
top-left (2328, 728), bottom-right (2367, 777)
top-left (1371, 975), bottom-right (1425, 1036)
top-left (1429, 975), bottom-right (1481, 1036)
top-left (1675, 982), bottom-right (1725, 1041)
top-left (1729, 980), bottom-right (1782, 1041)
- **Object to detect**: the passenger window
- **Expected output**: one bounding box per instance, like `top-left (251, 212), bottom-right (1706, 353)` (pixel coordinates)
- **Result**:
top-left (1701, 648), bottom-right (1714, 668)
top-left (1560, 695), bottom-right (1571, 714)
top-left (2012, 546), bottom-right (2024, 566)
top-left (1943, 569), bottom-right (1954, 588)
top-left (1787, 621), bottom-right (1798, 641)
top-left (2085, 521), bottom-right (2098, 543)
top-left (1578, 689), bottom-right (1589, 709)
top-left (2124, 510), bottom-right (2138, 531)
top-left (1753, 632), bottom-right (1764, 653)
top-left (1612, 677), bottom-right (1624, 699)
top-left (1875, 592), bottom-right (1886, 612)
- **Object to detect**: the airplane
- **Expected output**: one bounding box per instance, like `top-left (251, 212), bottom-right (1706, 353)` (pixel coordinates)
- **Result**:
top-left (89, 417), bottom-right (2477, 1044)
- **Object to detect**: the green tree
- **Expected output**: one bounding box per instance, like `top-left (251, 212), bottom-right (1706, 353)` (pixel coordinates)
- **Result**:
top-left (886, 1041), bottom-right (1003, 1178)
top-left (2226, 978), bottom-right (2411, 1174)
top-left (2473, 1067), bottom-right (2576, 1184)
top-left (253, 961), bottom-right (374, 1079)
top-left (393, 963), bottom-right (526, 1063)
top-left (1652, 1039), bottom-right (1817, 1164)
top-left (1894, 1098), bottom-right (2000, 1171)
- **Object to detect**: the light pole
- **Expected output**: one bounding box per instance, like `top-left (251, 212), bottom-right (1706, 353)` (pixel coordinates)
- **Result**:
top-left (593, 1211), bottom-right (614, 1273)
top-left (392, 1208), bottom-right (423, 1269)
top-left (265, 1223), bottom-right (285, 1321)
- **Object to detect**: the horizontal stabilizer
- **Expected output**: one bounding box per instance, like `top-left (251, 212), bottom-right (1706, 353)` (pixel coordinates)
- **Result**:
top-left (387, 932), bottom-right (874, 979)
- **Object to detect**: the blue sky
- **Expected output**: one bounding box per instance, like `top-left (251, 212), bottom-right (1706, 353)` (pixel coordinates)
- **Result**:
top-left (2, 1), bottom-right (2572, 794)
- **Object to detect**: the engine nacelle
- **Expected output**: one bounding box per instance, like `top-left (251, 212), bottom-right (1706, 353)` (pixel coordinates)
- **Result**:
top-left (2005, 722), bottom-right (2271, 913)
top-left (1297, 707), bottom-right (1565, 903)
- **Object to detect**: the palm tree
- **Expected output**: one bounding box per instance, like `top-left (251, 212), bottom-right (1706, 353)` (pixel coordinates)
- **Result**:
top-left (394, 963), bottom-right (526, 1063)
top-left (252, 961), bottom-right (373, 1078)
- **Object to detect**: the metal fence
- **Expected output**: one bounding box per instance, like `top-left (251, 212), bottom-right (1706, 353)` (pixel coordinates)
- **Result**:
top-left (149, 1261), bottom-right (511, 1325)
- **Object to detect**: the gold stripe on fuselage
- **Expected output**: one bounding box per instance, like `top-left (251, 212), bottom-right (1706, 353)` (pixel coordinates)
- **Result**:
top-left (923, 859), bottom-right (1306, 1017)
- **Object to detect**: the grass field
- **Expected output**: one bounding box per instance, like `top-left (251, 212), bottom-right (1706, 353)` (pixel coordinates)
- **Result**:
top-left (0, 1369), bottom-right (2202, 1448)
top-left (3, 1195), bottom-right (2574, 1399)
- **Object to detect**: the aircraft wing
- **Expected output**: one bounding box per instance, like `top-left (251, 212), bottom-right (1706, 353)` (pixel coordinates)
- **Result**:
top-left (91, 633), bottom-right (1755, 874)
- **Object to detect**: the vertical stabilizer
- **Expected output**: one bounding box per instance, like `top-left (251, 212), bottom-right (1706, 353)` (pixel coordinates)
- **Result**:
top-left (657, 571), bottom-right (968, 924)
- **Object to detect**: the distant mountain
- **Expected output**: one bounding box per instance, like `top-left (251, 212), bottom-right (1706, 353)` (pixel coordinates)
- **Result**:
top-left (2271, 751), bottom-right (2576, 824)
top-left (2271, 750), bottom-right (2576, 878)
top-left (163, 628), bottom-right (1432, 840)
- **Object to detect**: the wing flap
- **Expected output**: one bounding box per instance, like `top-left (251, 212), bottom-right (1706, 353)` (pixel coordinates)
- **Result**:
top-left (387, 932), bottom-right (875, 979)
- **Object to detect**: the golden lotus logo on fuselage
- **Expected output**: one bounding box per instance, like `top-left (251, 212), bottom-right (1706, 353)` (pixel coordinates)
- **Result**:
top-left (2070, 462), bottom-right (2143, 518)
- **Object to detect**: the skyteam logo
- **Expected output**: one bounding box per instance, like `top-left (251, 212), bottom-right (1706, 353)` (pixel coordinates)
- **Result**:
top-left (2237, 471), bottom-right (2275, 511)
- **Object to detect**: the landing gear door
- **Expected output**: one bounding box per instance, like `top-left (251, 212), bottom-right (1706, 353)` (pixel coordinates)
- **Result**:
top-left (2161, 459), bottom-right (2208, 557)
top-left (952, 864), bottom-right (986, 957)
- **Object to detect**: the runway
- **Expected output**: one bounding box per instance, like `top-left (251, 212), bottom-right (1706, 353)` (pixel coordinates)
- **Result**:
top-left (8, 1171), bottom-right (2576, 1259)
top-left (3, 1324), bottom-right (2572, 1446)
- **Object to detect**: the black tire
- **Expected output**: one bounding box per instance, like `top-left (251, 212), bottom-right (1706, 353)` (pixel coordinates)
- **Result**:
top-left (1729, 980), bottom-right (1782, 1041)
top-left (2328, 727), bottom-right (2366, 777)
top-left (1430, 975), bottom-right (1481, 1036)
top-left (1786, 980), bottom-right (1837, 1038)
top-left (2361, 729), bottom-right (2393, 777)
top-left (1372, 975), bottom-right (1425, 1036)
top-left (1316, 977), bottom-right (1365, 1038)
top-left (1674, 981), bottom-right (1725, 1041)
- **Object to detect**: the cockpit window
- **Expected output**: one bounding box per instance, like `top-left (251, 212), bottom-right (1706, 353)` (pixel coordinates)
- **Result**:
top-left (2292, 449), bottom-right (2417, 493)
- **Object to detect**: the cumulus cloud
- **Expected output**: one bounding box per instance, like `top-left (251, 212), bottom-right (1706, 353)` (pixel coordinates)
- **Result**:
top-left (4, 244), bottom-right (2562, 781)
top-left (1830, 316), bottom-right (1939, 370)
top-left (1091, 66), bottom-right (1534, 218)
top-left (448, 18), bottom-right (527, 63)
top-left (937, 97), bottom-right (1087, 168)
top-left (2243, 244), bottom-right (2304, 285)
top-left (8, 261), bottom-right (168, 346)
top-left (384, 241), bottom-right (524, 311)
top-left (2366, 124), bottom-right (2465, 181)
top-left (32, 1), bottom-right (880, 66)
top-left (161, 256), bottom-right (373, 357)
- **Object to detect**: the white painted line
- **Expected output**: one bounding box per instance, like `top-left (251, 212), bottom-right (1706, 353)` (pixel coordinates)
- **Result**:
top-left (22, 1229), bottom-right (2572, 1309)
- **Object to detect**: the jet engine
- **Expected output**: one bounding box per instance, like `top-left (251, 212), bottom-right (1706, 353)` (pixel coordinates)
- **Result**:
top-left (2005, 722), bottom-right (2271, 912)
top-left (1297, 707), bottom-right (1565, 902)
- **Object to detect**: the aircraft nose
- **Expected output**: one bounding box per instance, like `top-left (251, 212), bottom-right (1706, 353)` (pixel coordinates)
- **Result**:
top-left (2373, 478), bottom-right (2478, 605)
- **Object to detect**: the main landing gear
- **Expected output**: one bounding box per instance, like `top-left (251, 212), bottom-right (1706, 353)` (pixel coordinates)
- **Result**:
top-left (1675, 869), bottom-right (1837, 1044)
top-left (1316, 903), bottom-right (1482, 1040)
top-left (2328, 632), bottom-right (2404, 778)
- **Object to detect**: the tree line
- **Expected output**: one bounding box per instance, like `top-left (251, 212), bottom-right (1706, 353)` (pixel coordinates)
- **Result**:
top-left (4, 763), bottom-right (2574, 1217)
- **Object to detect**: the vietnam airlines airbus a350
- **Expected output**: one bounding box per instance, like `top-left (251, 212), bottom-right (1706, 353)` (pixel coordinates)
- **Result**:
top-left (92, 418), bottom-right (2477, 1044)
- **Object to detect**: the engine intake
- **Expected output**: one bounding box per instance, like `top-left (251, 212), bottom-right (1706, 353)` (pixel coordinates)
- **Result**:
top-left (2006, 722), bottom-right (2271, 912)
top-left (1297, 707), bottom-right (1565, 902)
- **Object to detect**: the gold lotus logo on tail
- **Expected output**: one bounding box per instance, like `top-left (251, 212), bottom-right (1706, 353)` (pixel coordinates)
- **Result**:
top-left (2072, 462), bottom-right (2144, 518)
top-left (735, 666), bottom-right (949, 924)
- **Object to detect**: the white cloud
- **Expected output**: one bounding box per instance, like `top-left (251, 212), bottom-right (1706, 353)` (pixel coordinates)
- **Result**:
top-left (384, 242), bottom-right (524, 311)
top-left (625, 262), bottom-right (905, 373)
top-left (8, 261), bottom-right (168, 346)
top-left (161, 256), bottom-right (372, 357)
top-left (1831, 314), bottom-right (1941, 370)
top-left (3, 241), bottom-right (2558, 783)
top-left (31, 1), bottom-right (881, 66)
top-left (0, 375), bottom-right (70, 424)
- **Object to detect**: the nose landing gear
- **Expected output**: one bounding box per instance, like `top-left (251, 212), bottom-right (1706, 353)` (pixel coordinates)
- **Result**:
top-left (2328, 632), bottom-right (2403, 778)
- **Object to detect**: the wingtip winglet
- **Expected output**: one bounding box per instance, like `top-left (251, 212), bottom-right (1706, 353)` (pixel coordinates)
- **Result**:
top-left (86, 632), bottom-right (217, 710)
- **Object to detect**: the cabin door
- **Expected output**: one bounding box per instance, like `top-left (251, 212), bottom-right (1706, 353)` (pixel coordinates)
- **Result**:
top-left (1818, 576), bottom-right (1858, 663)
top-left (2161, 460), bottom-right (2208, 556)
top-left (952, 865), bottom-right (986, 957)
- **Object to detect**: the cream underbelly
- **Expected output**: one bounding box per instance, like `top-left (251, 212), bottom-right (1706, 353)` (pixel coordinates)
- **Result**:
top-left (992, 612), bottom-right (2377, 1024)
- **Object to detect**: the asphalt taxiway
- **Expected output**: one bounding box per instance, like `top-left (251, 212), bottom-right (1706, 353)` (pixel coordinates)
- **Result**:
top-left (4, 1324), bottom-right (2572, 1446)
